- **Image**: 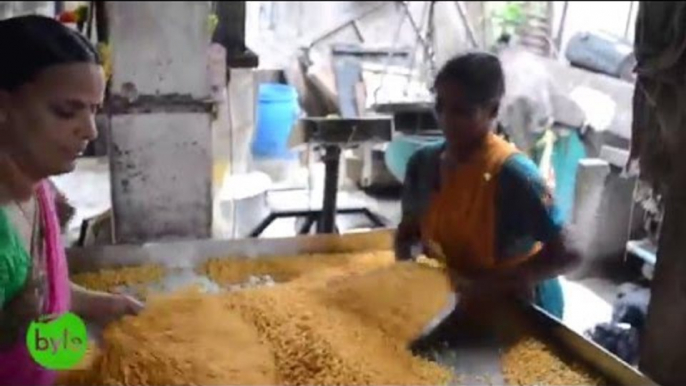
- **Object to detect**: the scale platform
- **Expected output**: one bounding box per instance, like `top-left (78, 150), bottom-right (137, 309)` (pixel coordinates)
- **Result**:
top-left (252, 117), bottom-right (394, 237)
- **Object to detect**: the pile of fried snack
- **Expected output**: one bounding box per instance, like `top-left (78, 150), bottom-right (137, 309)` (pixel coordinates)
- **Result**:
top-left (61, 251), bottom-right (604, 386)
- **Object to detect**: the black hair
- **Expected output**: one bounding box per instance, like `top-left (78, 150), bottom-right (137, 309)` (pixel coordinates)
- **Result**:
top-left (0, 15), bottom-right (100, 91)
top-left (433, 52), bottom-right (505, 109)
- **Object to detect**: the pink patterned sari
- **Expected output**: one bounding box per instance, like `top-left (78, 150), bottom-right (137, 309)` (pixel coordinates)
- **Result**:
top-left (0, 181), bottom-right (72, 386)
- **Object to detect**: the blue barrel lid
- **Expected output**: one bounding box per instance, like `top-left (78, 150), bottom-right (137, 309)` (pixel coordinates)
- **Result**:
top-left (259, 83), bottom-right (297, 103)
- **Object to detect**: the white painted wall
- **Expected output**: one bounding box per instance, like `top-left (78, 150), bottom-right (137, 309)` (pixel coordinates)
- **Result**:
top-left (245, 1), bottom-right (468, 71)
top-left (244, 1), bottom-right (638, 72)
top-left (0, 1), bottom-right (53, 19)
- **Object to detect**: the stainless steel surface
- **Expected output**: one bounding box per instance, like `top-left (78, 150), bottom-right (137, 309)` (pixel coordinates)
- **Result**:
top-left (416, 292), bottom-right (459, 338)
top-left (523, 305), bottom-right (658, 386)
top-left (66, 230), bottom-right (394, 273)
top-left (412, 295), bottom-right (504, 386)
top-left (66, 230), bottom-right (656, 385)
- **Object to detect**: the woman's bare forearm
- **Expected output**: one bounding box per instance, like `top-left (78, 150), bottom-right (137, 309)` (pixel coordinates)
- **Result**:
top-left (394, 218), bottom-right (420, 261)
top-left (394, 237), bottom-right (414, 261)
top-left (70, 282), bottom-right (113, 321)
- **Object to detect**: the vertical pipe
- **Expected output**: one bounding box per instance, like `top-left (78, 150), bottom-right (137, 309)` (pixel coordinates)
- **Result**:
top-left (95, 1), bottom-right (108, 43)
top-left (318, 145), bottom-right (342, 234)
top-left (454, 1), bottom-right (479, 49)
top-left (624, 1), bottom-right (635, 39)
top-left (555, 1), bottom-right (569, 53)
top-left (54, 1), bottom-right (64, 16)
top-left (480, 1), bottom-right (487, 48)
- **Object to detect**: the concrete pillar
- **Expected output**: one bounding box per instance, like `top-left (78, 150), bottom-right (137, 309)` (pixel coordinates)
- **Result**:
top-left (570, 159), bottom-right (610, 277)
top-left (108, 2), bottom-right (214, 243)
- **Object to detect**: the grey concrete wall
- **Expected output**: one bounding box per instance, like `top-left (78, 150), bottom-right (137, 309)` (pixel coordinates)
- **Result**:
top-left (110, 113), bottom-right (213, 243)
top-left (109, 2), bottom-right (212, 97)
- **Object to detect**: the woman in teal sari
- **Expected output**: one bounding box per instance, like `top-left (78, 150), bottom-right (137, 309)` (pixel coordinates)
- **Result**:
top-left (395, 53), bottom-right (581, 319)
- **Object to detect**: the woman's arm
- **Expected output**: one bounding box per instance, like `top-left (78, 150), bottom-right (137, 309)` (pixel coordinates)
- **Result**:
top-left (394, 150), bottom-right (425, 261)
top-left (70, 282), bottom-right (143, 326)
top-left (456, 154), bottom-right (581, 293)
top-left (506, 227), bottom-right (581, 284)
top-left (0, 278), bottom-right (42, 348)
top-left (477, 227), bottom-right (581, 292)
top-left (395, 217), bottom-right (420, 261)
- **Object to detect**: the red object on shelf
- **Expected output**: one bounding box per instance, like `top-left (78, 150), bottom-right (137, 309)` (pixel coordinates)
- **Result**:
top-left (58, 11), bottom-right (78, 24)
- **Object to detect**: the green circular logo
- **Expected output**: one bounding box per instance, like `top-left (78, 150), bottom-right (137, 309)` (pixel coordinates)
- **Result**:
top-left (26, 312), bottom-right (88, 370)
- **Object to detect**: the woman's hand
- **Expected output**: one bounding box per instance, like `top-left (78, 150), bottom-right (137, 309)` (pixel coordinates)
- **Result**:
top-left (394, 218), bottom-right (420, 262)
top-left (70, 283), bottom-right (144, 327)
top-left (86, 293), bottom-right (144, 327)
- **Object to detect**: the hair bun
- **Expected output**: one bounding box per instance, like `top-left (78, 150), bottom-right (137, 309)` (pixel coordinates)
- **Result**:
top-left (0, 15), bottom-right (100, 91)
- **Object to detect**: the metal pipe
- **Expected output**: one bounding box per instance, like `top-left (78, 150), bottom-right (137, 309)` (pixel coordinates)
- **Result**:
top-left (307, 2), bottom-right (387, 51)
top-left (454, 1), bottom-right (479, 49)
top-left (54, 1), bottom-right (64, 16)
top-left (555, 1), bottom-right (569, 53)
top-left (624, 1), bottom-right (635, 39)
top-left (318, 146), bottom-right (342, 234)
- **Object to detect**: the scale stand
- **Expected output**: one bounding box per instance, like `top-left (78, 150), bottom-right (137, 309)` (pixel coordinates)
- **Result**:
top-left (249, 117), bottom-right (394, 237)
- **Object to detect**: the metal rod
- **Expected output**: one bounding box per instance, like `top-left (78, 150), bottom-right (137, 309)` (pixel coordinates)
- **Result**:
top-left (402, 1), bottom-right (430, 96)
top-left (351, 21), bottom-right (365, 43)
top-left (362, 208), bottom-right (387, 228)
top-left (624, 1), bottom-right (635, 39)
top-left (401, 1), bottom-right (432, 57)
top-left (95, 1), bottom-right (109, 43)
top-left (86, 1), bottom-right (95, 40)
top-left (454, 1), bottom-right (479, 49)
top-left (250, 208), bottom-right (386, 237)
top-left (555, 1), bottom-right (569, 52)
top-left (307, 2), bottom-right (387, 51)
top-left (54, 1), bottom-right (64, 16)
top-left (373, 2), bottom-right (409, 104)
top-left (249, 214), bottom-right (277, 238)
top-left (318, 146), bottom-right (342, 234)
top-left (298, 215), bottom-right (317, 235)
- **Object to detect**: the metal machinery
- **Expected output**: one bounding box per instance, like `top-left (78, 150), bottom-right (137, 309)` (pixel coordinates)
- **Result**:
top-left (565, 31), bottom-right (637, 82)
top-left (249, 117), bottom-right (393, 237)
top-left (626, 182), bottom-right (663, 280)
top-left (67, 230), bottom-right (657, 386)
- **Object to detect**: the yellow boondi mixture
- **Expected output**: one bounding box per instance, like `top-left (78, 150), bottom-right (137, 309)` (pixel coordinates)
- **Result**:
top-left (71, 265), bottom-right (165, 298)
top-left (62, 251), bottom-right (604, 386)
top-left (502, 337), bottom-right (606, 386)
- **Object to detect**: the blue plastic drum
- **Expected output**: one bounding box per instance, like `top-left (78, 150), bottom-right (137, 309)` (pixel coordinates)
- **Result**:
top-left (252, 83), bottom-right (299, 159)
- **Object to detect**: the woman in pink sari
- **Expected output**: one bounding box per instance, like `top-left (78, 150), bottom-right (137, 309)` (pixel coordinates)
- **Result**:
top-left (0, 16), bottom-right (143, 385)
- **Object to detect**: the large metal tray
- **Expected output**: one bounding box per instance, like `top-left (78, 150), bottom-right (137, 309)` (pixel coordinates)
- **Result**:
top-left (66, 230), bottom-right (656, 386)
